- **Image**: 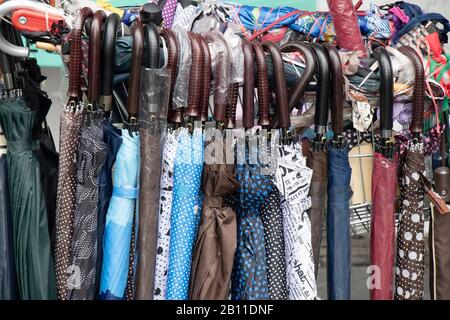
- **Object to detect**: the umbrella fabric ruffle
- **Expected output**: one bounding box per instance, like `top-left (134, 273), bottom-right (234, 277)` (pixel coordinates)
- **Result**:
top-left (166, 128), bottom-right (204, 300)
top-left (189, 159), bottom-right (239, 300)
top-left (153, 131), bottom-right (178, 300)
top-left (54, 107), bottom-right (84, 299)
top-left (69, 121), bottom-right (108, 300)
top-left (395, 150), bottom-right (426, 300)
top-left (99, 130), bottom-right (140, 300)
top-left (327, 145), bottom-right (352, 300)
top-left (0, 98), bottom-right (56, 300)
top-left (370, 152), bottom-right (398, 300)
top-left (274, 145), bottom-right (316, 300)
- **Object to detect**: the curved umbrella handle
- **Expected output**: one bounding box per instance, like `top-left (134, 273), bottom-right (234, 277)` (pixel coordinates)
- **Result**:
top-left (68, 7), bottom-right (94, 100)
top-left (323, 43), bottom-right (345, 136)
top-left (398, 46), bottom-right (425, 136)
top-left (197, 34), bottom-right (212, 123)
top-left (160, 28), bottom-right (181, 124)
top-left (226, 83), bottom-right (239, 129)
top-left (374, 47), bottom-right (394, 139)
top-left (241, 38), bottom-right (254, 130)
top-left (128, 20), bottom-right (144, 118)
top-left (0, 0), bottom-right (68, 57)
top-left (280, 41), bottom-right (316, 111)
top-left (252, 40), bottom-right (270, 128)
top-left (186, 32), bottom-right (203, 118)
top-left (0, 24), bottom-right (13, 90)
top-left (144, 23), bottom-right (160, 69)
top-left (262, 41), bottom-right (289, 131)
top-left (100, 13), bottom-right (120, 111)
top-left (87, 10), bottom-right (107, 105)
top-left (310, 43), bottom-right (330, 136)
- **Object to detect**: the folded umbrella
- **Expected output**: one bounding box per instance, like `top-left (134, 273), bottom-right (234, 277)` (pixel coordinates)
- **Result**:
top-left (395, 46), bottom-right (427, 301)
top-left (99, 20), bottom-right (143, 300)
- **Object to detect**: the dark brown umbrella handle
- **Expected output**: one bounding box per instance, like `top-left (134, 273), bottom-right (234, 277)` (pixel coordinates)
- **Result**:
top-left (68, 7), bottom-right (94, 100)
top-left (398, 46), bottom-right (425, 136)
top-left (226, 83), bottom-right (239, 129)
top-left (374, 47), bottom-right (394, 139)
top-left (128, 20), bottom-right (144, 118)
top-left (310, 43), bottom-right (330, 136)
top-left (87, 10), bottom-right (107, 105)
top-left (197, 34), bottom-right (212, 123)
top-left (186, 32), bottom-right (202, 118)
top-left (262, 41), bottom-right (289, 131)
top-left (280, 41), bottom-right (316, 111)
top-left (144, 23), bottom-right (160, 69)
top-left (100, 13), bottom-right (120, 111)
top-left (242, 38), bottom-right (254, 130)
top-left (160, 28), bottom-right (182, 124)
top-left (252, 41), bottom-right (270, 127)
top-left (323, 43), bottom-right (344, 136)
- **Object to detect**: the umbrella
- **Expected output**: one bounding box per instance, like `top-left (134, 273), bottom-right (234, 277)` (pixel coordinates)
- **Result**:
top-left (266, 40), bottom-right (318, 300)
top-left (230, 39), bottom-right (271, 301)
top-left (394, 46), bottom-right (427, 301)
top-left (369, 46), bottom-right (397, 300)
top-left (68, 10), bottom-right (108, 301)
top-left (189, 150), bottom-right (239, 300)
top-left (54, 7), bottom-right (93, 300)
top-left (166, 128), bottom-right (204, 300)
top-left (322, 43), bottom-right (352, 300)
top-left (153, 28), bottom-right (179, 300)
top-left (135, 22), bottom-right (163, 301)
top-left (95, 12), bottom-right (123, 297)
top-left (99, 20), bottom-right (144, 300)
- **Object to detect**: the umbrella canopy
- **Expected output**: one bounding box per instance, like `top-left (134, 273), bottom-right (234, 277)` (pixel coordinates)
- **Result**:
top-left (190, 147), bottom-right (239, 300)
top-left (0, 96), bottom-right (56, 300)
top-left (99, 130), bottom-right (140, 300)
top-left (153, 131), bottom-right (178, 300)
top-left (370, 46), bottom-right (397, 300)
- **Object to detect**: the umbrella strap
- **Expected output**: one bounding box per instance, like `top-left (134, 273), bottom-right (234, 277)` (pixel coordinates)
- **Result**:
top-left (7, 140), bottom-right (39, 152)
top-left (113, 186), bottom-right (139, 199)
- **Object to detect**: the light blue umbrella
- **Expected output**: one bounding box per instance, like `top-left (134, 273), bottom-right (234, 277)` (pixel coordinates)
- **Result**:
top-left (166, 128), bottom-right (204, 300)
top-left (99, 130), bottom-right (140, 300)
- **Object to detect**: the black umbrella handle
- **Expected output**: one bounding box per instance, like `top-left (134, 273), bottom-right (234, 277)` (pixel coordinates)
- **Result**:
top-left (87, 10), bottom-right (107, 106)
top-left (242, 38), bottom-right (254, 131)
top-left (374, 47), bottom-right (394, 139)
top-left (323, 43), bottom-right (345, 138)
top-left (262, 41), bottom-right (290, 134)
top-left (252, 40), bottom-right (270, 128)
top-left (127, 20), bottom-right (144, 123)
top-left (68, 7), bottom-right (94, 100)
top-left (144, 23), bottom-right (161, 69)
top-left (279, 41), bottom-right (316, 111)
top-left (310, 43), bottom-right (330, 136)
top-left (100, 13), bottom-right (120, 111)
top-left (398, 46), bottom-right (425, 137)
top-left (0, 23), bottom-right (13, 90)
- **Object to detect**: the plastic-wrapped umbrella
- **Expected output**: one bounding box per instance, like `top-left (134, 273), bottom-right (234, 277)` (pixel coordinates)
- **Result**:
top-left (0, 37), bottom-right (56, 299)
top-left (323, 42), bottom-right (352, 300)
top-left (95, 12), bottom-right (123, 297)
top-left (68, 10), bottom-right (108, 300)
top-left (153, 28), bottom-right (179, 300)
top-left (230, 40), bottom-right (271, 301)
top-left (135, 22), bottom-right (164, 300)
top-left (395, 46), bottom-right (427, 301)
top-left (54, 7), bottom-right (93, 300)
top-left (266, 40), bottom-right (317, 300)
top-left (369, 46), bottom-right (397, 300)
top-left (99, 20), bottom-right (143, 300)
top-left (166, 32), bottom-right (205, 300)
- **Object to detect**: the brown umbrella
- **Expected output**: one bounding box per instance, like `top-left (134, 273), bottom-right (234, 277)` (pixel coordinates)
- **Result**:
top-left (394, 46), bottom-right (427, 301)
top-left (54, 7), bottom-right (93, 300)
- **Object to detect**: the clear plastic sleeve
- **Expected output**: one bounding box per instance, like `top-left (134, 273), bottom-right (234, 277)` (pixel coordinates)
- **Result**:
top-left (223, 28), bottom-right (244, 84)
top-left (172, 28), bottom-right (192, 109)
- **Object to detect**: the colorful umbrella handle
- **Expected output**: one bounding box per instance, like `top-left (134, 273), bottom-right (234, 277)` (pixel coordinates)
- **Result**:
top-left (87, 10), bottom-right (107, 106)
top-left (68, 7), bottom-right (94, 100)
top-left (398, 46), bottom-right (425, 136)
top-left (311, 43), bottom-right (330, 136)
top-left (252, 40), bottom-right (271, 128)
top-left (323, 43), bottom-right (345, 137)
top-left (241, 38), bottom-right (255, 131)
top-left (374, 46), bottom-right (394, 139)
